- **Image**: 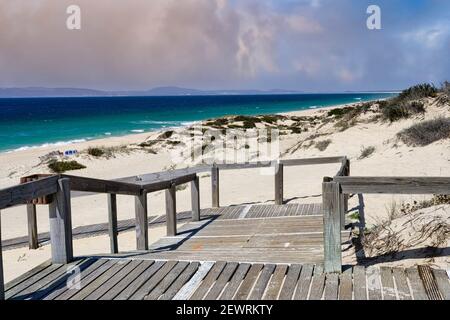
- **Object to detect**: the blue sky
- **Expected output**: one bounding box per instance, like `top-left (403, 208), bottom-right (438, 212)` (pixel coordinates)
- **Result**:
top-left (0, 0), bottom-right (449, 91)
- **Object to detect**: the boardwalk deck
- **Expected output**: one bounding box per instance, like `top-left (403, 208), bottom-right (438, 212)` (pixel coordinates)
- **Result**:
top-left (6, 257), bottom-right (449, 300)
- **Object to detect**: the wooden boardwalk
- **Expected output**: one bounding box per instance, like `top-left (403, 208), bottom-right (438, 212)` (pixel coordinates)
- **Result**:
top-left (2, 203), bottom-right (321, 250)
top-left (5, 257), bottom-right (450, 300)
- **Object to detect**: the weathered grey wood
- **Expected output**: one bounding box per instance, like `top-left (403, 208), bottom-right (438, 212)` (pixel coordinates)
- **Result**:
top-left (63, 174), bottom-right (141, 195)
top-left (159, 262), bottom-right (200, 300)
top-left (293, 264), bottom-right (314, 300)
top-left (418, 265), bottom-right (442, 300)
top-left (322, 182), bottom-right (342, 273)
top-left (171, 173), bottom-right (197, 186)
top-left (190, 261), bottom-right (226, 300)
top-left (49, 178), bottom-right (73, 264)
top-left (274, 163), bottom-right (284, 205)
top-left (165, 184), bottom-right (177, 236)
top-left (406, 267), bottom-right (428, 300)
top-left (353, 266), bottom-right (367, 300)
top-left (0, 175), bottom-right (58, 210)
top-left (191, 176), bottom-right (200, 222)
top-left (367, 266), bottom-right (382, 300)
top-left (432, 269), bottom-right (450, 300)
top-left (309, 265), bottom-right (325, 300)
top-left (27, 204), bottom-right (38, 249)
top-left (211, 165), bottom-right (220, 208)
top-left (263, 264), bottom-right (287, 300)
top-left (234, 263), bottom-right (263, 300)
top-left (144, 261), bottom-right (189, 300)
top-left (107, 194), bottom-right (118, 254)
top-left (380, 267), bottom-right (396, 300)
top-left (339, 270), bottom-right (353, 300)
top-left (135, 192), bottom-right (148, 250)
top-left (279, 264), bottom-right (302, 300)
top-left (173, 262), bottom-right (214, 300)
top-left (324, 273), bottom-right (339, 300)
top-left (249, 264), bottom-right (276, 300)
top-left (204, 262), bottom-right (238, 300)
top-left (0, 211), bottom-right (4, 300)
top-left (219, 263), bottom-right (251, 300)
top-left (281, 156), bottom-right (345, 167)
top-left (334, 176), bottom-right (450, 194)
top-left (392, 267), bottom-right (412, 300)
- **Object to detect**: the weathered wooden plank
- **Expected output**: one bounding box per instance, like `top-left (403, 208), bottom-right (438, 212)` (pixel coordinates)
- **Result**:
top-left (114, 260), bottom-right (165, 300)
top-left (70, 260), bottom-right (130, 300)
top-left (190, 261), bottom-right (226, 300)
top-left (380, 267), bottom-right (396, 300)
top-left (27, 204), bottom-right (38, 249)
top-left (0, 175), bottom-right (58, 210)
top-left (205, 262), bottom-right (239, 300)
top-left (135, 192), bottom-right (148, 250)
top-left (173, 262), bottom-right (214, 300)
top-left (353, 266), bottom-right (367, 300)
top-left (129, 260), bottom-right (178, 300)
top-left (309, 265), bottom-right (325, 300)
top-left (165, 184), bottom-right (177, 236)
top-left (366, 266), bottom-right (382, 300)
top-left (159, 262), bottom-right (200, 300)
top-left (418, 265), bottom-right (442, 300)
top-left (406, 267), bottom-right (429, 300)
top-left (263, 264), bottom-right (287, 300)
top-left (5, 260), bottom-right (52, 292)
top-left (281, 156), bottom-right (345, 167)
top-left (219, 263), bottom-right (251, 300)
top-left (324, 273), bottom-right (339, 300)
top-left (334, 176), bottom-right (450, 194)
top-left (322, 182), bottom-right (342, 273)
top-left (234, 264), bottom-right (263, 300)
top-left (85, 260), bottom-right (142, 300)
top-left (339, 270), bottom-right (353, 300)
top-left (249, 264), bottom-right (276, 300)
top-left (145, 261), bottom-right (190, 300)
top-left (43, 258), bottom-right (109, 300)
top-left (107, 193), bottom-right (118, 254)
top-left (274, 163), bottom-right (283, 205)
top-left (211, 165), bottom-right (220, 208)
top-left (63, 174), bottom-right (141, 195)
top-left (191, 177), bottom-right (201, 222)
top-left (392, 267), bottom-right (412, 300)
top-left (293, 264), bottom-right (314, 300)
top-left (278, 264), bottom-right (302, 300)
top-left (48, 178), bottom-right (73, 264)
top-left (29, 258), bottom-right (98, 300)
top-left (432, 269), bottom-right (450, 300)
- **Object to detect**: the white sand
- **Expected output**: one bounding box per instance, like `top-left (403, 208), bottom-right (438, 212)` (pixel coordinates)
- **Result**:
top-left (1, 96), bottom-right (449, 280)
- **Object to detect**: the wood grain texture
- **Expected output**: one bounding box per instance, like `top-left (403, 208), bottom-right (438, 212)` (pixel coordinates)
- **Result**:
top-left (107, 194), bottom-right (118, 254)
top-left (191, 177), bottom-right (201, 222)
top-left (165, 184), bottom-right (177, 236)
top-left (322, 182), bottom-right (342, 273)
top-left (134, 193), bottom-right (148, 250)
top-left (26, 204), bottom-right (38, 249)
top-left (211, 166), bottom-right (220, 208)
top-left (274, 163), bottom-right (284, 205)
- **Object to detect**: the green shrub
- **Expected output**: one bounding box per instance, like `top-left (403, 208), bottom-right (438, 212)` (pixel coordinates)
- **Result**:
top-left (327, 107), bottom-right (354, 118)
top-left (315, 139), bottom-right (332, 151)
top-left (48, 160), bottom-right (86, 173)
top-left (397, 117), bottom-right (450, 146)
top-left (87, 147), bottom-right (105, 157)
top-left (396, 83), bottom-right (437, 102)
top-left (158, 130), bottom-right (174, 139)
top-left (381, 101), bottom-right (425, 122)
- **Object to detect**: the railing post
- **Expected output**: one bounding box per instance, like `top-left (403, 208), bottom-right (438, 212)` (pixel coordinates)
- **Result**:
top-left (27, 203), bottom-right (38, 249)
top-left (165, 183), bottom-right (177, 236)
top-left (134, 192), bottom-right (148, 250)
top-left (343, 158), bottom-right (350, 215)
top-left (0, 210), bottom-right (4, 300)
top-left (322, 181), bottom-right (342, 273)
top-left (211, 165), bottom-right (220, 208)
top-left (274, 163), bottom-right (284, 205)
top-left (49, 178), bottom-right (73, 264)
top-left (191, 176), bottom-right (200, 222)
top-left (107, 193), bottom-right (118, 254)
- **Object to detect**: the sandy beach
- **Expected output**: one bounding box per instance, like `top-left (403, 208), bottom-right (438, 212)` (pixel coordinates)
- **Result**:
top-left (1, 96), bottom-right (449, 282)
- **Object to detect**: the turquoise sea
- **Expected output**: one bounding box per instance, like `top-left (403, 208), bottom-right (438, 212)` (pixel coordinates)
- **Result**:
top-left (0, 93), bottom-right (396, 152)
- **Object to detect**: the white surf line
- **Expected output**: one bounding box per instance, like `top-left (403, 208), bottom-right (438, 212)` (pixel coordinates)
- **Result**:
top-left (238, 204), bottom-right (252, 219)
top-left (173, 261), bottom-right (214, 300)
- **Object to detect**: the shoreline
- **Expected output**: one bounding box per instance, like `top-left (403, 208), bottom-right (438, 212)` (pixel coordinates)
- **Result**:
top-left (0, 99), bottom-right (377, 157)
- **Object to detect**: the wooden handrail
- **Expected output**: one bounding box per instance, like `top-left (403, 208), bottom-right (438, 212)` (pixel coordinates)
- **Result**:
top-left (62, 174), bottom-right (142, 195)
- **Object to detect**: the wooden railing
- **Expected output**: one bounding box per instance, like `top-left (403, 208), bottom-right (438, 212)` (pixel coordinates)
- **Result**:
top-left (0, 156), bottom-right (347, 299)
top-left (322, 176), bottom-right (450, 273)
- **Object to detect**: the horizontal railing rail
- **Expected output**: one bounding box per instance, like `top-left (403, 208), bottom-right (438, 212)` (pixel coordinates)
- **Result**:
top-left (322, 176), bottom-right (450, 273)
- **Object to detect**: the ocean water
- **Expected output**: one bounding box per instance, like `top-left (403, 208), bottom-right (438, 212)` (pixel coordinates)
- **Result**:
top-left (0, 93), bottom-right (395, 152)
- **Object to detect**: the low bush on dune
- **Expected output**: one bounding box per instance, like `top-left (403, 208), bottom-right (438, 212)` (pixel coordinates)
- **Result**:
top-left (87, 147), bottom-right (105, 157)
top-left (48, 160), bottom-right (86, 173)
top-left (397, 117), bottom-right (450, 146)
top-left (395, 83), bottom-right (438, 102)
top-left (358, 145), bottom-right (376, 159)
top-left (381, 101), bottom-right (425, 122)
top-left (315, 139), bottom-right (332, 151)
